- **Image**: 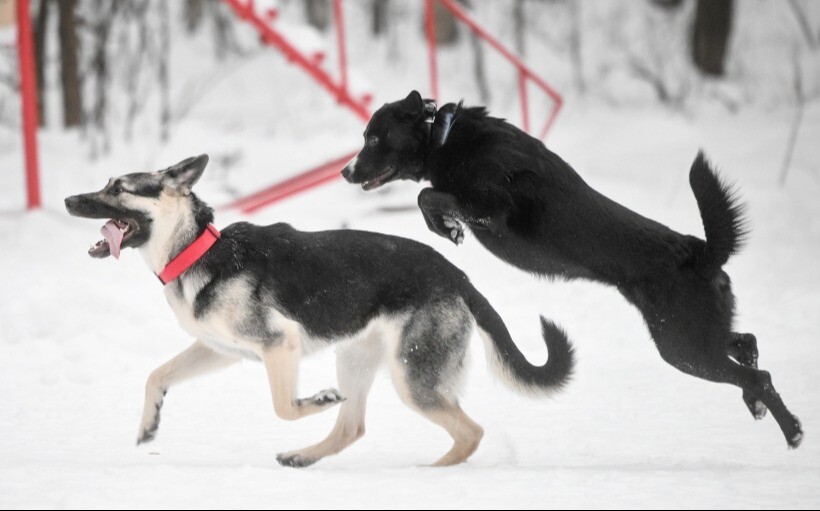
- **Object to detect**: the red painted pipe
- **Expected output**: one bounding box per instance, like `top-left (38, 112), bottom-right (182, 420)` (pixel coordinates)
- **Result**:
top-left (430, 0), bottom-right (563, 140)
top-left (518, 69), bottom-right (529, 133)
top-left (224, 151), bottom-right (359, 214)
top-left (424, 0), bottom-right (438, 100)
top-left (222, 0), bottom-right (370, 123)
top-left (333, 0), bottom-right (348, 92)
top-left (17, 0), bottom-right (41, 209)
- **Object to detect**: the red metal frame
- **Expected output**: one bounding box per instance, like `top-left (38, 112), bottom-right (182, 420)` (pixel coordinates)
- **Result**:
top-left (224, 0), bottom-right (563, 213)
top-left (220, 0), bottom-right (370, 212)
top-left (424, 0), bottom-right (439, 100)
top-left (224, 151), bottom-right (357, 214)
top-left (425, 0), bottom-right (563, 140)
top-left (17, 0), bottom-right (41, 209)
top-left (222, 0), bottom-right (371, 123)
top-left (332, 0), bottom-right (348, 91)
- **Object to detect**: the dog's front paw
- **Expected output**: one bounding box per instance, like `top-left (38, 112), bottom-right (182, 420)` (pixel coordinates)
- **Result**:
top-left (297, 388), bottom-right (346, 408)
top-left (442, 216), bottom-right (464, 245)
top-left (277, 453), bottom-right (317, 469)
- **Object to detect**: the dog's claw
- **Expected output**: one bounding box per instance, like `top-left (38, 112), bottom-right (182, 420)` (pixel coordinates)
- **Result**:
top-left (297, 388), bottom-right (346, 407)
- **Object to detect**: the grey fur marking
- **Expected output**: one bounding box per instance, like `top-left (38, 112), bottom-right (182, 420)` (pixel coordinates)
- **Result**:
top-left (400, 298), bottom-right (471, 409)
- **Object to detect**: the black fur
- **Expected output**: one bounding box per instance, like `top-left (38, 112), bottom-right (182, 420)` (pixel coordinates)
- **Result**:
top-left (343, 91), bottom-right (802, 448)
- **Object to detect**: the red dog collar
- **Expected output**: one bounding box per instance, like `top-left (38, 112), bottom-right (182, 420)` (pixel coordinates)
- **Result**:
top-left (157, 224), bottom-right (220, 285)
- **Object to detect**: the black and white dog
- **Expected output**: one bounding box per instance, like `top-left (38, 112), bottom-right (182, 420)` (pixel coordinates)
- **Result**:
top-left (342, 91), bottom-right (803, 448)
top-left (64, 155), bottom-right (574, 467)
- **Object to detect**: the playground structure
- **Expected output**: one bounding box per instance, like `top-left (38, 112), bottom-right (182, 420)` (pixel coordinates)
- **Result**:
top-left (225, 0), bottom-right (564, 214)
top-left (8, 0), bottom-right (40, 210)
top-left (15, 0), bottom-right (562, 213)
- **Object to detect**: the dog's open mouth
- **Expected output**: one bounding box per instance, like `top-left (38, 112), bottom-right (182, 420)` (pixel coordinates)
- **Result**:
top-left (89, 219), bottom-right (139, 259)
top-left (362, 167), bottom-right (397, 191)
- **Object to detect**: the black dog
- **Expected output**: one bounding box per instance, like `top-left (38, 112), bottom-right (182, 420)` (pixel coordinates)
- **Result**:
top-left (342, 90), bottom-right (802, 448)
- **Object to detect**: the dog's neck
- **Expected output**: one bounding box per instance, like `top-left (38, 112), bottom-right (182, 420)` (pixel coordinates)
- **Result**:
top-left (139, 193), bottom-right (213, 275)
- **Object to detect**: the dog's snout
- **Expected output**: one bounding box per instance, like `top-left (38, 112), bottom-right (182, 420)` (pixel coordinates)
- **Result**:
top-left (341, 155), bottom-right (358, 182)
top-left (64, 196), bottom-right (80, 212)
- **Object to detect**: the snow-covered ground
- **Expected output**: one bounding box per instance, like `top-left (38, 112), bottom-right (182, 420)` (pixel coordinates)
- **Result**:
top-left (2, 2), bottom-right (820, 508)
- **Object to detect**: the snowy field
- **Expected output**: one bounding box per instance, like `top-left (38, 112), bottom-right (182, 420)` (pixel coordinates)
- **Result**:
top-left (2, 1), bottom-right (820, 508)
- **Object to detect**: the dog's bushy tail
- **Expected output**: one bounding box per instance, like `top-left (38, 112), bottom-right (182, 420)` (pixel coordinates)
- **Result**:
top-left (689, 151), bottom-right (748, 278)
top-left (465, 287), bottom-right (574, 396)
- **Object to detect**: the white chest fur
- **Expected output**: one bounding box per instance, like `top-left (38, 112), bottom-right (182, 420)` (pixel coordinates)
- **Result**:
top-left (163, 273), bottom-right (263, 360)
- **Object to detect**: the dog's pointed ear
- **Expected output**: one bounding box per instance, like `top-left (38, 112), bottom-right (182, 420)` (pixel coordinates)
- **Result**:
top-left (162, 154), bottom-right (208, 194)
top-left (402, 90), bottom-right (424, 111)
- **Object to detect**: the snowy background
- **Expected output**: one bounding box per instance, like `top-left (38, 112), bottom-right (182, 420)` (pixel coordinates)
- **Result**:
top-left (1, 0), bottom-right (819, 508)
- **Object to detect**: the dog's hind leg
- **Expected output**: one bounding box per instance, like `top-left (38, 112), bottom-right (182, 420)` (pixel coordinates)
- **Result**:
top-left (388, 301), bottom-right (484, 466)
top-left (261, 322), bottom-right (345, 422)
top-left (659, 341), bottom-right (802, 448)
top-left (137, 340), bottom-right (239, 445)
top-left (276, 332), bottom-right (385, 468)
top-left (726, 332), bottom-right (767, 420)
top-left (418, 188), bottom-right (508, 245)
top-left (418, 404), bottom-right (485, 467)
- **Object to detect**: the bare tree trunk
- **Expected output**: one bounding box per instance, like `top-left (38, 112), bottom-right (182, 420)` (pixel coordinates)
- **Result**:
top-left (780, 47), bottom-right (807, 185)
top-left (470, 31), bottom-right (489, 103)
top-left (692, 0), bottom-right (733, 76)
top-left (512, 0), bottom-right (525, 56)
top-left (305, 0), bottom-right (329, 32)
top-left (184, 0), bottom-right (205, 33)
top-left (787, 0), bottom-right (818, 50)
top-left (123, 0), bottom-right (150, 141)
top-left (57, 0), bottom-right (82, 127)
top-left (89, 0), bottom-right (118, 157)
top-left (210, 0), bottom-right (239, 60)
top-left (159, 0), bottom-right (171, 142)
top-left (432, 0), bottom-right (458, 46)
top-left (34, 0), bottom-right (50, 127)
top-left (568, 0), bottom-right (585, 94)
top-left (372, 0), bottom-right (388, 37)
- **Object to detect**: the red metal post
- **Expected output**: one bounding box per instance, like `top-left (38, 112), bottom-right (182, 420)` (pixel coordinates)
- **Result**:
top-left (222, 0), bottom-right (370, 122)
top-left (332, 0), bottom-right (348, 92)
top-left (424, 0), bottom-right (438, 100)
top-left (518, 69), bottom-right (529, 133)
top-left (539, 99), bottom-right (563, 141)
top-left (17, 0), bottom-right (41, 209)
top-left (225, 151), bottom-right (359, 214)
top-left (436, 0), bottom-right (562, 140)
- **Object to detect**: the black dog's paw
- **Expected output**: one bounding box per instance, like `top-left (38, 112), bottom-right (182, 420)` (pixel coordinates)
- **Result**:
top-left (442, 216), bottom-right (465, 245)
top-left (277, 453), bottom-right (317, 468)
top-left (788, 418), bottom-right (803, 450)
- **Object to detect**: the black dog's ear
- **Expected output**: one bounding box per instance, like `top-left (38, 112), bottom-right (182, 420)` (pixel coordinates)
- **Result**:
top-left (403, 90), bottom-right (424, 110)
top-left (397, 90), bottom-right (428, 122)
top-left (162, 154), bottom-right (209, 194)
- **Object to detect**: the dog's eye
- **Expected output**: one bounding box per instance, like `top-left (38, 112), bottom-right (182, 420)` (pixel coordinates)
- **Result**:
top-left (109, 186), bottom-right (123, 196)
top-left (367, 136), bottom-right (379, 148)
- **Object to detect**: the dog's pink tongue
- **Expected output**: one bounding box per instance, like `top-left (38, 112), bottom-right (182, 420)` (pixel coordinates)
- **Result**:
top-left (100, 220), bottom-right (123, 259)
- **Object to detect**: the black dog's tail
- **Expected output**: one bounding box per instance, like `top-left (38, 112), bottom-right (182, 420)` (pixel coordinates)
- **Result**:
top-left (689, 151), bottom-right (748, 278)
top-left (464, 286), bottom-right (574, 397)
